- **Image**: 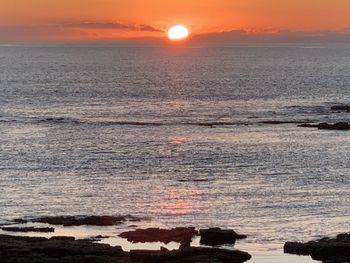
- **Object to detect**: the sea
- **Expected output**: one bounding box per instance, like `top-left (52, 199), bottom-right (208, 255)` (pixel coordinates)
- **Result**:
top-left (0, 43), bottom-right (350, 262)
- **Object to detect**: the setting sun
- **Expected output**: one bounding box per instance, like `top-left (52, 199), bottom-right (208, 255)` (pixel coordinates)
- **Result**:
top-left (167, 25), bottom-right (189, 41)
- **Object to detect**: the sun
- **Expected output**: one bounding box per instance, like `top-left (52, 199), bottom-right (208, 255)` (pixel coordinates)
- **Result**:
top-left (167, 25), bottom-right (189, 41)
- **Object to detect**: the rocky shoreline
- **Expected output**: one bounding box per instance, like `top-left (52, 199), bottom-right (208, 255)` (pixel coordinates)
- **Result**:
top-left (0, 235), bottom-right (252, 263)
top-left (284, 233), bottom-right (350, 263)
top-left (0, 215), bottom-right (348, 262)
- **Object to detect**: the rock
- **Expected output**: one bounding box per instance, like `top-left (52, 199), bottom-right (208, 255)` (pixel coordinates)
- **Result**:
top-left (284, 242), bottom-right (312, 256)
top-left (260, 121), bottom-right (306, 125)
top-left (129, 247), bottom-right (251, 263)
top-left (79, 235), bottom-right (110, 242)
top-left (0, 234), bottom-right (251, 263)
top-left (0, 234), bottom-right (126, 263)
top-left (336, 233), bottom-right (350, 240)
top-left (1, 226), bottom-right (55, 233)
top-left (284, 233), bottom-right (350, 262)
top-left (331, 105), bottom-right (350, 112)
top-left (200, 228), bottom-right (247, 246)
top-left (319, 122), bottom-right (350, 130)
top-left (119, 227), bottom-right (199, 247)
top-left (14, 215), bottom-right (142, 226)
top-left (13, 218), bottom-right (28, 224)
top-left (160, 247), bottom-right (169, 252)
top-left (299, 122), bottom-right (350, 130)
top-left (298, 123), bottom-right (319, 128)
top-left (50, 236), bottom-right (75, 241)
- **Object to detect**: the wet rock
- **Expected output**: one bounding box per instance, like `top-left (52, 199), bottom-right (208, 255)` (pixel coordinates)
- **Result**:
top-left (15, 215), bottom-right (142, 226)
top-left (299, 122), bottom-right (350, 130)
top-left (1, 226), bottom-right (55, 233)
top-left (284, 233), bottom-right (350, 262)
top-left (130, 247), bottom-right (251, 263)
top-left (336, 233), bottom-right (350, 240)
top-left (260, 120), bottom-right (307, 125)
top-left (160, 246), bottom-right (169, 252)
top-left (298, 123), bottom-right (319, 128)
top-left (319, 122), bottom-right (350, 130)
top-left (119, 227), bottom-right (199, 247)
top-left (331, 105), bottom-right (350, 112)
top-left (13, 218), bottom-right (28, 224)
top-left (0, 234), bottom-right (126, 263)
top-left (0, 234), bottom-right (251, 263)
top-left (79, 235), bottom-right (110, 242)
top-left (50, 236), bottom-right (75, 241)
top-left (200, 228), bottom-right (247, 246)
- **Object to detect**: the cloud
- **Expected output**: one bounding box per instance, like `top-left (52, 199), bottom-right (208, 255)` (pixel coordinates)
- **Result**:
top-left (191, 28), bottom-right (350, 44)
top-left (0, 21), bottom-right (164, 41)
top-left (1, 23), bottom-right (350, 43)
top-left (64, 22), bottom-right (163, 32)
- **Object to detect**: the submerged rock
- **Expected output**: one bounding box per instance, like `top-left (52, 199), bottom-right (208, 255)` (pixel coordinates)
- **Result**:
top-left (200, 228), bottom-right (247, 246)
top-left (1, 226), bottom-right (55, 233)
top-left (119, 227), bottom-right (199, 247)
top-left (14, 215), bottom-right (142, 226)
top-left (284, 233), bottom-right (350, 262)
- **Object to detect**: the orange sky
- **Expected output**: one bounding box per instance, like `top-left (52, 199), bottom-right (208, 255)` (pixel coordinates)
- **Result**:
top-left (1, 0), bottom-right (350, 41)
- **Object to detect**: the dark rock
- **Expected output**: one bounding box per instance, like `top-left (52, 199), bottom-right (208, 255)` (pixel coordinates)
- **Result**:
top-left (13, 218), bottom-right (28, 224)
top-left (0, 235), bottom-right (47, 242)
top-left (331, 105), bottom-right (350, 112)
top-left (193, 122), bottom-right (239, 127)
top-left (129, 247), bottom-right (251, 263)
top-left (200, 228), bottom-right (247, 246)
top-left (50, 236), bottom-right (75, 241)
top-left (160, 247), bottom-right (169, 252)
top-left (119, 227), bottom-right (199, 247)
top-left (2, 227), bottom-right (55, 233)
top-left (319, 122), bottom-right (350, 130)
top-left (17, 215), bottom-right (142, 226)
top-left (299, 122), bottom-right (350, 130)
top-left (336, 233), bottom-right (350, 240)
top-left (79, 236), bottom-right (109, 242)
top-left (298, 123), bottom-right (319, 128)
top-left (0, 234), bottom-right (251, 263)
top-left (284, 233), bottom-right (350, 262)
top-left (0, 234), bottom-right (126, 263)
top-left (284, 242), bottom-right (312, 256)
top-left (260, 120), bottom-right (306, 125)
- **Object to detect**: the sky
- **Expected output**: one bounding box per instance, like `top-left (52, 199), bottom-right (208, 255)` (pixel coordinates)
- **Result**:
top-left (1, 0), bottom-right (350, 42)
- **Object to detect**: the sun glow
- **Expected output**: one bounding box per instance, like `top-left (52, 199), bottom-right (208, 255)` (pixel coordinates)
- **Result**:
top-left (167, 25), bottom-right (189, 41)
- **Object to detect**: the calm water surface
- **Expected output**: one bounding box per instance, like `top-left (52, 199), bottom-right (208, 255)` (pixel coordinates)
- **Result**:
top-left (0, 44), bottom-right (349, 260)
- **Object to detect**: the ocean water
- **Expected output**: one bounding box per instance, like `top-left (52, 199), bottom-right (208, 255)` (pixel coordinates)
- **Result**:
top-left (0, 44), bottom-right (350, 258)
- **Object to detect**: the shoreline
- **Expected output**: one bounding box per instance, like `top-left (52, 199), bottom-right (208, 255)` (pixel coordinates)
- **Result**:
top-left (1, 215), bottom-right (342, 262)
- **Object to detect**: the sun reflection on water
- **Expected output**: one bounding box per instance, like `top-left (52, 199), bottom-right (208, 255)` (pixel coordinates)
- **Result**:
top-left (153, 188), bottom-right (202, 216)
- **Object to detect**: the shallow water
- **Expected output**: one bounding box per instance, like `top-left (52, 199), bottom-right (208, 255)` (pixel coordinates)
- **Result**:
top-left (0, 44), bottom-right (350, 261)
